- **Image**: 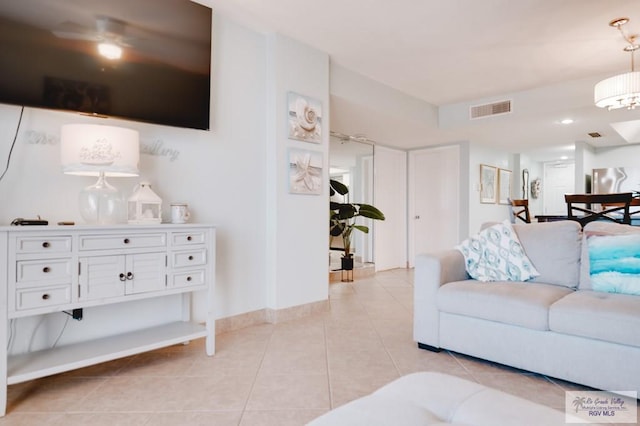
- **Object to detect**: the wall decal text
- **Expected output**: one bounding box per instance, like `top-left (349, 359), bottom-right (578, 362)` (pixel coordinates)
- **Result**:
top-left (140, 139), bottom-right (180, 162)
top-left (25, 130), bottom-right (58, 145)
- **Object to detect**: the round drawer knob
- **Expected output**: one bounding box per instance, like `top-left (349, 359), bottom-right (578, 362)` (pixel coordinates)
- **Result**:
top-left (127, 272), bottom-right (134, 280)
top-left (42, 242), bottom-right (50, 248)
top-left (187, 276), bottom-right (192, 282)
top-left (42, 294), bottom-right (50, 300)
top-left (187, 236), bottom-right (193, 241)
top-left (123, 238), bottom-right (130, 244)
top-left (188, 255), bottom-right (194, 261)
top-left (43, 267), bottom-right (51, 273)
top-left (119, 273), bottom-right (126, 282)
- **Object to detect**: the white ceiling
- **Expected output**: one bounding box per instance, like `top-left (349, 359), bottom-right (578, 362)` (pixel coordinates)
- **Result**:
top-left (208, 0), bottom-right (640, 161)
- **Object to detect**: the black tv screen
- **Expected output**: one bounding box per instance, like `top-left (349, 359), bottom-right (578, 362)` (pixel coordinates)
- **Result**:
top-left (0, 0), bottom-right (212, 130)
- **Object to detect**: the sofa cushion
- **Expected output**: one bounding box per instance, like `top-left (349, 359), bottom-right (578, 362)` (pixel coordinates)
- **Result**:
top-left (579, 221), bottom-right (640, 291)
top-left (512, 220), bottom-right (582, 288)
top-left (437, 280), bottom-right (573, 331)
top-left (588, 233), bottom-right (640, 295)
top-left (456, 221), bottom-right (539, 282)
top-left (549, 290), bottom-right (640, 348)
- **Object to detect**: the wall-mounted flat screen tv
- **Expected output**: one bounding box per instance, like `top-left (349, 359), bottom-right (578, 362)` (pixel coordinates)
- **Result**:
top-left (0, 0), bottom-right (212, 130)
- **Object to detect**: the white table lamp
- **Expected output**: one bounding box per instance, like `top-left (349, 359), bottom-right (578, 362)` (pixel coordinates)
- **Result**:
top-left (61, 124), bottom-right (139, 224)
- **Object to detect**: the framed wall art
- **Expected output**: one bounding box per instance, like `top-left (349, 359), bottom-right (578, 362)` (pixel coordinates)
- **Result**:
top-left (288, 92), bottom-right (322, 143)
top-left (288, 148), bottom-right (323, 195)
top-left (480, 164), bottom-right (498, 204)
top-left (498, 168), bottom-right (512, 204)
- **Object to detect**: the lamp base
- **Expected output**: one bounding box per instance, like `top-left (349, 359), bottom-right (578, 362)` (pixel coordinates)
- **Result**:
top-left (79, 173), bottom-right (124, 225)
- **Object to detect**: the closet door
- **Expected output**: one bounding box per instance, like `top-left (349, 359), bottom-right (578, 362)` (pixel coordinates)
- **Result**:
top-left (408, 145), bottom-right (460, 267)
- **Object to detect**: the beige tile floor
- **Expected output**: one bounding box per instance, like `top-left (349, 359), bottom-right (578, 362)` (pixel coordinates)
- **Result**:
top-left (1, 268), bottom-right (638, 425)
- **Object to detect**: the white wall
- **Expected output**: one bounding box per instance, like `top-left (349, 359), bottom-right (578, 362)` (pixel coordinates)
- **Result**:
top-left (264, 34), bottom-right (329, 309)
top-left (589, 144), bottom-right (640, 169)
top-left (468, 144), bottom-right (511, 234)
top-left (575, 141), bottom-right (595, 193)
top-left (0, 13), bottom-right (329, 322)
top-left (329, 63), bottom-right (438, 148)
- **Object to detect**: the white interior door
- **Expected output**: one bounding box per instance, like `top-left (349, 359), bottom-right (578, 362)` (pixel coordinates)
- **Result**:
top-left (408, 145), bottom-right (460, 267)
top-left (543, 162), bottom-right (575, 215)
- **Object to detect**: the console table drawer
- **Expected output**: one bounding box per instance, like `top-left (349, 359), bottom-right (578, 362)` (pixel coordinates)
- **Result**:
top-left (79, 233), bottom-right (166, 251)
top-left (15, 285), bottom-right (72, 311)
top-left (172, 249), bottom-right (207, 268)
top-left (172, 231), bottom-right (207, 246)
top-left (15, 236), bottom-right (72, 254)
top-left (171, 270), bottom-right (206, 288)
top-left (16, 259), bottom-right (73, 284)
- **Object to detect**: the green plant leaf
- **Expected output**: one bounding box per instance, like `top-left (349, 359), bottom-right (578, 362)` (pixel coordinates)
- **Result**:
top-left (330, 223), bottom-right (344, 237)
top-left (338, 204), bottom-right (357, 219)
top-left (353, 225), bottom-right (369, 233)
top-left (330, 179), bottom-right (349, 196)
top-left (356, 204), bottom-right (386, 220)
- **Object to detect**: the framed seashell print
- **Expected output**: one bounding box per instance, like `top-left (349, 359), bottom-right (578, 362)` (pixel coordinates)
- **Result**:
top-left (289, 148), bottom-right (323, 195)
top-left (288, 92), bottom-right (322, 143)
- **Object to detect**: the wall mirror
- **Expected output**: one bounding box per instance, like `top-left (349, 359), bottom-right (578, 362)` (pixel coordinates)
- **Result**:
top-left (329, 132), bottom-right (375, 270)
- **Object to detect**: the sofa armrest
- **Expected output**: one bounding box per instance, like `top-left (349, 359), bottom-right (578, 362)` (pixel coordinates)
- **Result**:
top-left (413, 249), bottom-right (468, 349)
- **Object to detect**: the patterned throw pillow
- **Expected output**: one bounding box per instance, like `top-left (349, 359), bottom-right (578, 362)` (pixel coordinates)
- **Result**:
top-left (456, 221), bottom-right (540, 282)
top-left (588, 233), bottom-right (640, 296)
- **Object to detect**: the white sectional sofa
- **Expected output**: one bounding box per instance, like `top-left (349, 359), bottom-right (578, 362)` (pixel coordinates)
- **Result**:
top-left (413, 220), bottom-right (640, 395)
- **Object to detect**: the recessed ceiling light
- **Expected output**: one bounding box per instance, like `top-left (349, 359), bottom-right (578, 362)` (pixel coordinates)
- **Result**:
top-left (560, 156), bottom-right (569, 160)
top-left (560, 118), bottom-right (574, 125)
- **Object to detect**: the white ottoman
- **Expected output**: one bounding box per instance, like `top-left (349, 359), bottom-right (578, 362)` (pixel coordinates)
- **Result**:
top-left (308, 372), bottom-right (572, 426)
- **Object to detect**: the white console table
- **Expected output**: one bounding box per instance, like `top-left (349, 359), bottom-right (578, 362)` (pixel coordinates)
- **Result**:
top-left (0, 224), bottom-right (216, 416)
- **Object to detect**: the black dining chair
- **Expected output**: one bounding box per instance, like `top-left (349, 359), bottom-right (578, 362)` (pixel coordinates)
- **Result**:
top-left (564, 192), bottom-right (633, 227)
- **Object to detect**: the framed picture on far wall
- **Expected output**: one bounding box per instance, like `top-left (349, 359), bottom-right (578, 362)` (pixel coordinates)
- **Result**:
top-left (498, 168), bottom-right (512, 204)
top-left (480, 164), bottom-right (498, 203)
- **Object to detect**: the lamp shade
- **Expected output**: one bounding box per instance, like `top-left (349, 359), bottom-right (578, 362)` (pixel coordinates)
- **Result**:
top-left (60, 124), bottom-right (140, 177)
top-left (594, 71), bottom-right (640, 110)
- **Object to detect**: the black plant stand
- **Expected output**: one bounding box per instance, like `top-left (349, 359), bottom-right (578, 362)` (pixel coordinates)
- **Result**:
top-left (341, 269), bottom-right (353, 282)
top-left (341, 256), bottom-right (354, 282)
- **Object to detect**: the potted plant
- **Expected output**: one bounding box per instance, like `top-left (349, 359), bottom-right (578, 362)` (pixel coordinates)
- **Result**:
top-left (329, 179), bottom-right (385, 270)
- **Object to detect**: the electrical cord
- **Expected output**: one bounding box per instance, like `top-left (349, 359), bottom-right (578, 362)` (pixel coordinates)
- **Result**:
top-left (52, 315), bottom-right (70, 349)
top-left (7, 319), bottom-right (16, 351)
top-left (27, 312), bottom-right (72, 351)
top-left (27, 315), bottom-right (47, 352)
top-left (0, 106), bottom-right (25, 183)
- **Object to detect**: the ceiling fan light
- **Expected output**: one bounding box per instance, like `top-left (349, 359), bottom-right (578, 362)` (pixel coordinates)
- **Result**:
top-left (98, 42), bottom-right (122, 60)
top-left (594, 71), bottom-right (640, 110)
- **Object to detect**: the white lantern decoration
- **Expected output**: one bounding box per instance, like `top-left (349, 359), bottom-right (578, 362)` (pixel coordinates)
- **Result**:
top-left (128, 182), bottom-right (162, 224)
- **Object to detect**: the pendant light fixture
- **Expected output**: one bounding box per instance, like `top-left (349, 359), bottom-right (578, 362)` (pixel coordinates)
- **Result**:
top-left (594, 18), bottom-right (640, 110)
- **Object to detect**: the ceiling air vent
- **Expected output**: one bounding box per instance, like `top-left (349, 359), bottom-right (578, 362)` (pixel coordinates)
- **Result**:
top-left (470, 100), bottom-right (512, 119)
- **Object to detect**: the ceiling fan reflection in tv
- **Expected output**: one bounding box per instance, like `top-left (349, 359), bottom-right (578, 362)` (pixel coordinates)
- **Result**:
top-left (52, 16), bottom-right (135, 60)
top-left (0, 0), bottom-right (212, 130)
